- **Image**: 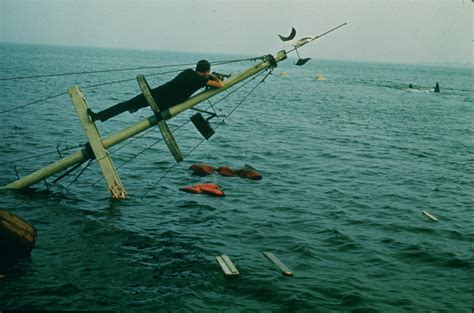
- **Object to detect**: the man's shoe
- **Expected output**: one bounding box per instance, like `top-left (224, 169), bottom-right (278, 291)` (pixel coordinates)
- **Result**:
top-left (86, 108), bottom-right (100, 122)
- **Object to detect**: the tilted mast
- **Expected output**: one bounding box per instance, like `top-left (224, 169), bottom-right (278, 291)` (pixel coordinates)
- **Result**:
top-left (2, 51), bottom-right (287, 198)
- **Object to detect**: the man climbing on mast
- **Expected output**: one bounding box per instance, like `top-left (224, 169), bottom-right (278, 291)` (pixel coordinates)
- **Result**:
top-left (88, 60), bottom-right (224, 122)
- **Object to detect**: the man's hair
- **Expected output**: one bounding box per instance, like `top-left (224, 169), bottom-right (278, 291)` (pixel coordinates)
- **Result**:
top-left (196, 60), bottom-right (211, 73)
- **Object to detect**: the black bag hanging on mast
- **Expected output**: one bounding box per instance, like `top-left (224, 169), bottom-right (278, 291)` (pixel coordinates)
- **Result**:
top-left (190, 113), bottom-right (215, 140)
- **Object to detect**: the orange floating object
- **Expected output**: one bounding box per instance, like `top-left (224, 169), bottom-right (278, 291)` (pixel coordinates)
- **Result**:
top-left (189, 163), bottom-right (215, 176)
top-left (179, 186), bottom-right (202, 194)
top-left (189, 163), bottom-right (262, 181)
top-left (194, 183), bottom-right (219, 189)
top-left (235, 167), bottom-right (263, 180)
top-left (179, 183), bottom-right (225, 197)
top-left (201, 186), bottom-right (225, 197)
top-left (216, 166), bottom-right (236, 177)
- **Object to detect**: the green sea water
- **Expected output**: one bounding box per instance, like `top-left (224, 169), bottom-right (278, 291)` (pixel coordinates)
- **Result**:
top-left (0, 43), bottom-right (472, 312)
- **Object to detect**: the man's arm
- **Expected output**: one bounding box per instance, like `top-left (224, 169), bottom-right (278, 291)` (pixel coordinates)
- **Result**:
top-left (206, 75), bottom-right (224, 88)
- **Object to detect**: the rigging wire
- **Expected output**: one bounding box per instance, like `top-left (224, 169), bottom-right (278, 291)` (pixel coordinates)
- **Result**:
top-left (52, 158), bottom-right (88, 184)
top-left (0, 68), bottom-right (186, 115)
top-left (94, 70), bottom-right (267, 178)
top-left (217, 70), bottom-right (273, 126)
top-left (2, 56), bottom-right (268, 192)
top-left (141, 69), bottom-right (272, 198)
top-left (87, 70), bottom-right (267, 193)
top-left (56, 125), bottom-right (159, 187)
top-left (0, 63), bottom-right (192, 81)
top-left (2, 144), bottom-right (84, 166)
top-left (141, 137), bottom-right (205, 199)
top-left (0, 56), bottom-right (263, 81)
top-left (0, 92), bottom-right (67, 114)
top-left (64, 159), bottom-right (93, 190)
top-left (107, 125), bottom-right (157, 156)
top-left (91, 116), bottom-right (195, 187)
top-left (4, 69), bottom-right (249, 186)
top-left (2, 58), bottom-right (265, 168)
top-left (0, 56), bottom-right (260, 115)
top-left (81, 68), bottom-right (185, 90)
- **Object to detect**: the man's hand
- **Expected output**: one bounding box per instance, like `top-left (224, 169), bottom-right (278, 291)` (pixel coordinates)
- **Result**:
top-left (211, 72), bottom-right (231, 81)
top-left (206, 75), bottom-right (224, 88)
top-left (209, 74), bottom-right (220, 81)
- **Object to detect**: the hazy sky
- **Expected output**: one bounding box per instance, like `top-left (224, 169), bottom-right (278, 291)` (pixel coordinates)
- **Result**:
top-left (0, 0), bottom-right (472, 64)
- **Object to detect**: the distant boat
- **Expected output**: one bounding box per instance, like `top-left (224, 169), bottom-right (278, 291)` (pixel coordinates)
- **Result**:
top-left (280, 71), bottom-right (289, 77)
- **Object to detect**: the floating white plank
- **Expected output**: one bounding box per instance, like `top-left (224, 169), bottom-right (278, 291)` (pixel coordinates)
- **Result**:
top-left (216, 255), bottom-right (240, 276)
top-left (264, 251), bottom-right (293, 276)
top-left (422, 210), bottom-right (439, 222)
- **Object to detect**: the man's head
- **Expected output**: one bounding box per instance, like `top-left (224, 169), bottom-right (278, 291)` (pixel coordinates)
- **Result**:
top-left (196, 60), bottom-right (211, 75)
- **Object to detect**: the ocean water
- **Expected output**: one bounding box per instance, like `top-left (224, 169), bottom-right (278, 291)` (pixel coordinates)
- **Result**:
top-left (0, 43), bottom-right (472, 312)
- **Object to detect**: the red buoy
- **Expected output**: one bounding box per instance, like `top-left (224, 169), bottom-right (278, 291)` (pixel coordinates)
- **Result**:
top-left (216, 166), bottom-right (236, 177)
top-left (179, 186), bottom-right (202, 194)
top-left (235, 167), bottom-right (263, 180)
top-left (189, 163), bottom-right (215, 176)
top-left (201, 186), bottom-right (225, 197)
top-left (179, 183), bottom-right (225, 197)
